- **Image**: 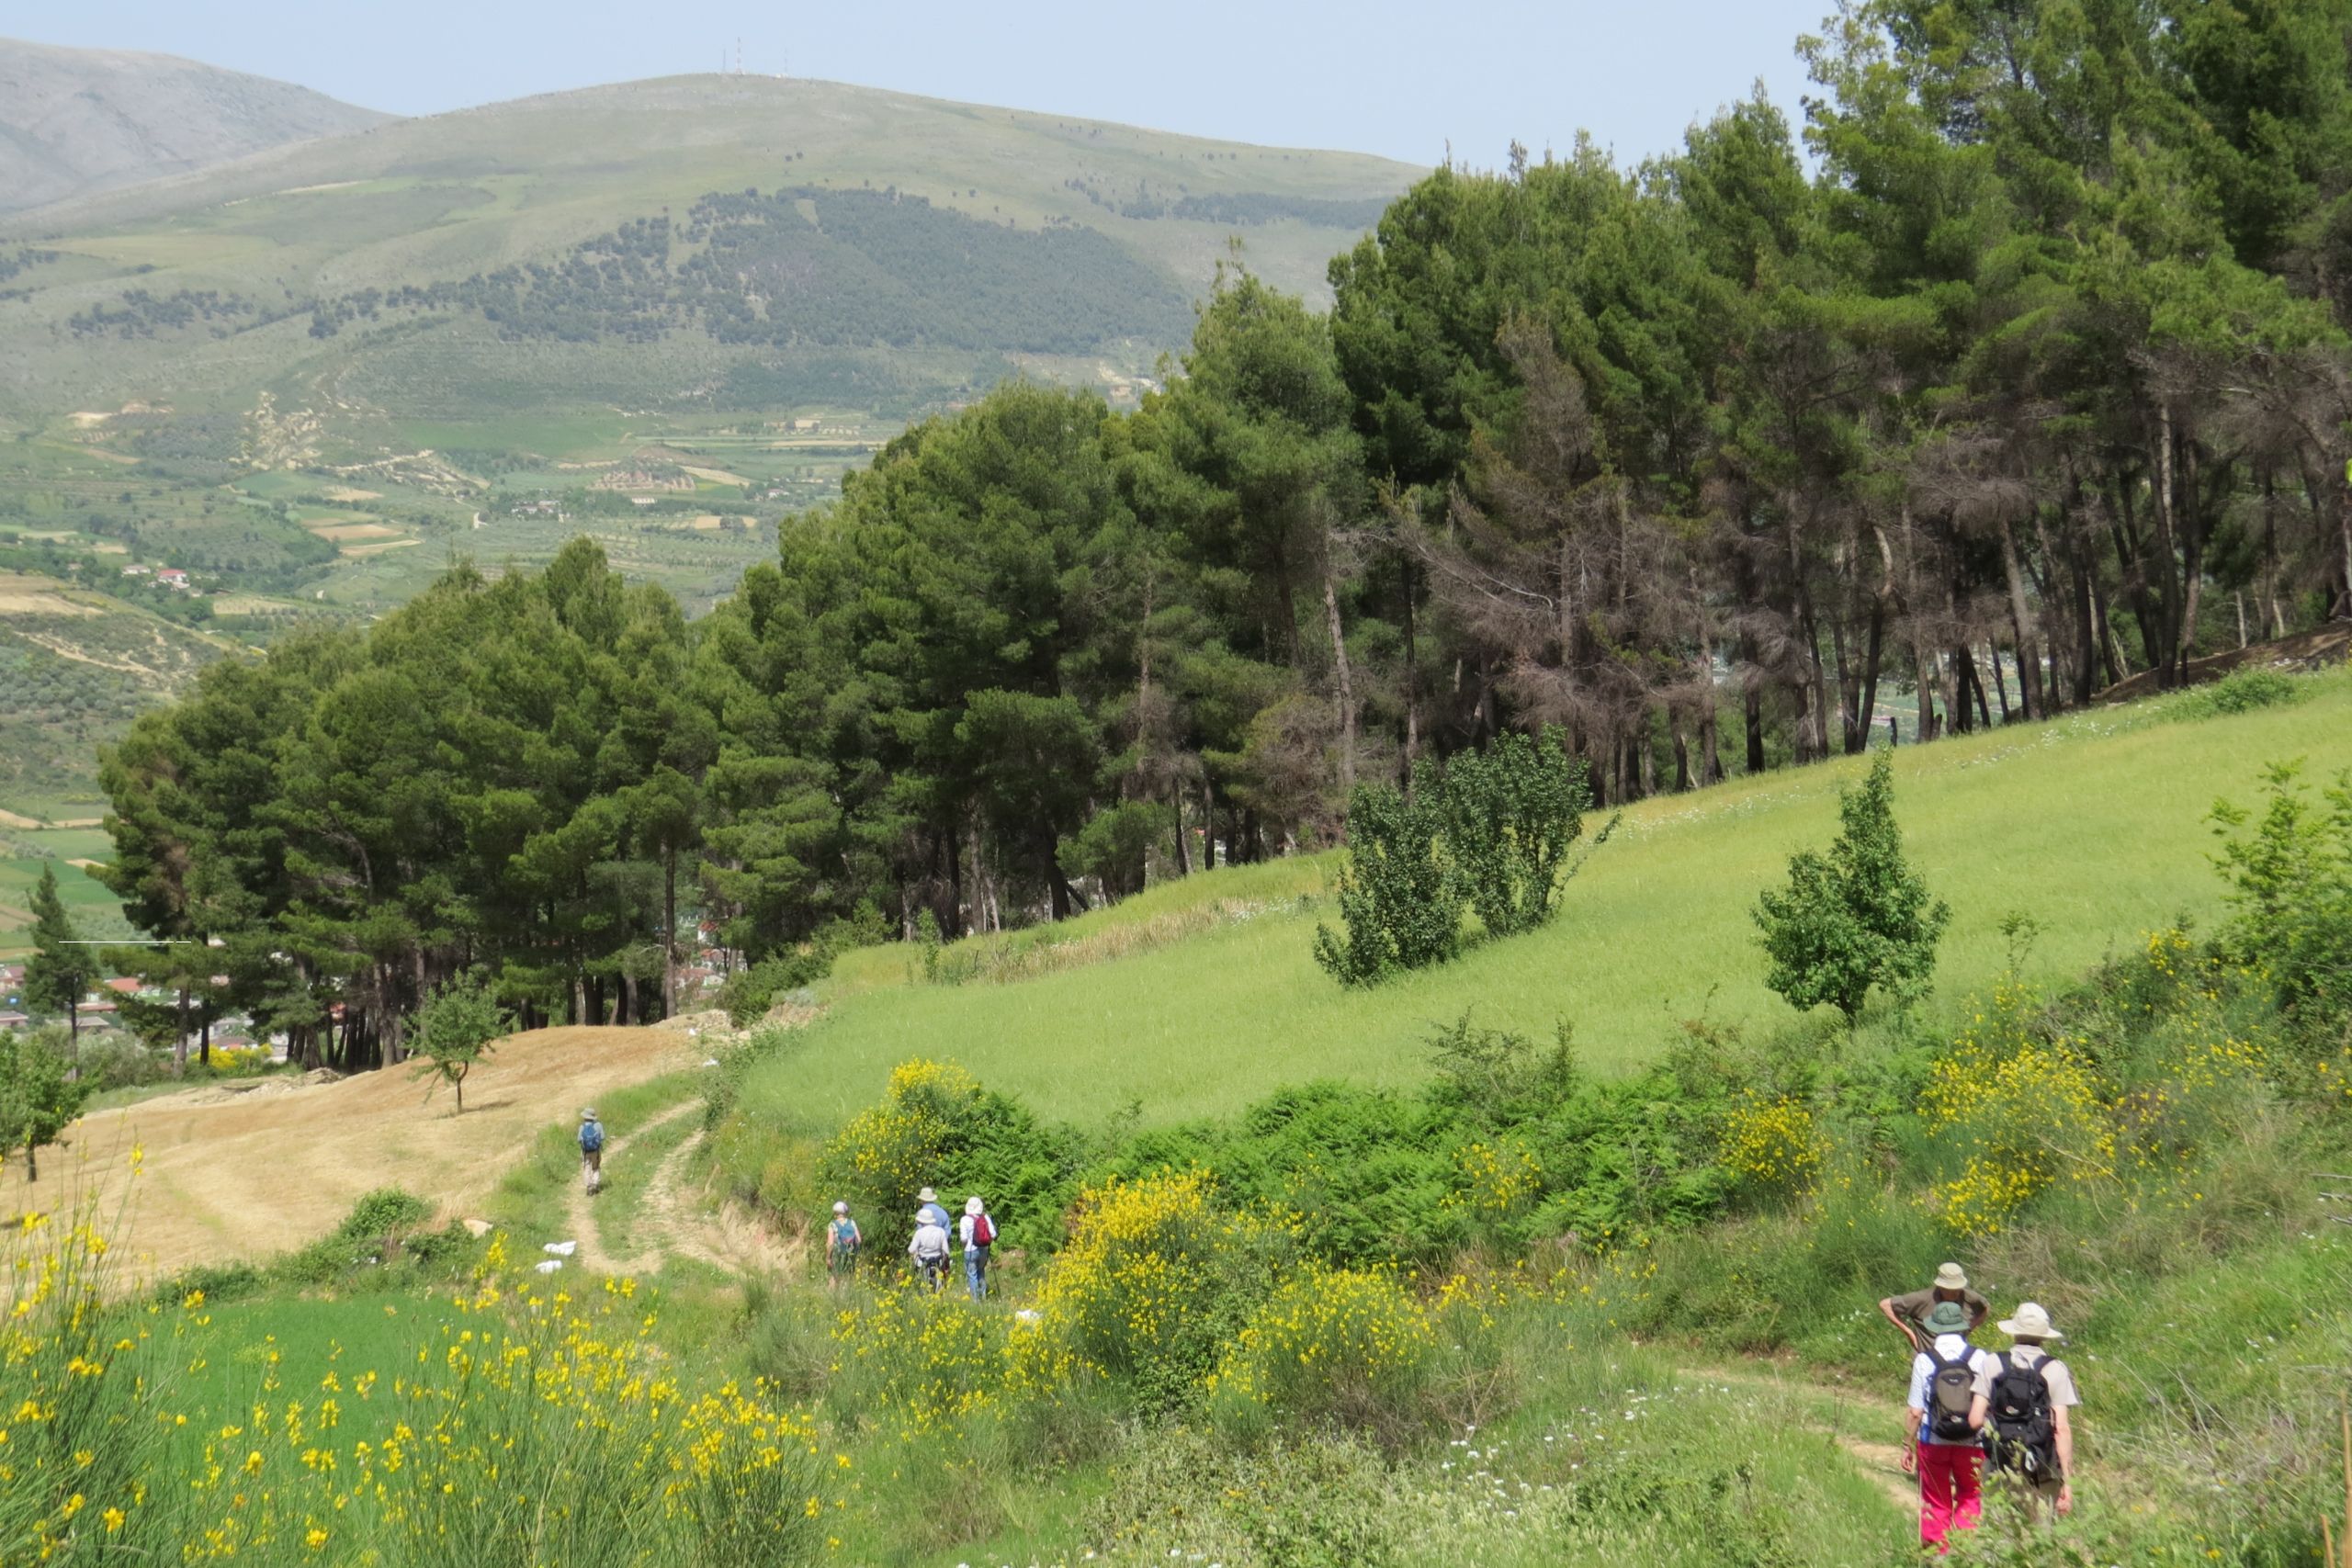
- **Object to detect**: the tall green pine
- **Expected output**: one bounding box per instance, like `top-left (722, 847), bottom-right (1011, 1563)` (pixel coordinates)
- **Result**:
top-left (1754, 753), bottom-right (1951, 1021)
top-left (23, 863), bottom-right (94, 1049)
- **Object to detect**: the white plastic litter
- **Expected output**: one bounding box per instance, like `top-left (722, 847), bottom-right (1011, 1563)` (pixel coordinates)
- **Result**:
top-left (534, 1259), bottom-right (563, 1274)
top-left (543, 1240), bottom-right (578, 1258)
top-left (702, 1058), bottom-right (719, 1067)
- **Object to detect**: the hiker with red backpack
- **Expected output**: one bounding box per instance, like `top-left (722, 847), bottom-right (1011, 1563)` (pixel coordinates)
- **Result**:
top-left (1970, 1302), bottom-right (2080, 1523)
top-left (1903, 1299), bottom-right (1996, 1551)
top-left (960, 1195), bottom-right (995, 1301)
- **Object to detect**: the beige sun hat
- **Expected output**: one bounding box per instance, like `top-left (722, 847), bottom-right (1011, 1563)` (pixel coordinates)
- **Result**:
top-left (832, 1201), bottom-right (848, 1214)
top-left (965, 1196), bottom-right (984, 1215)
top-left (1997, 1302), bottom-right (2064, 1342)
top-left (1933, 1262), bottom-right (1969, 1292)
top-left (917, 1187), bottom-right (938, 1203)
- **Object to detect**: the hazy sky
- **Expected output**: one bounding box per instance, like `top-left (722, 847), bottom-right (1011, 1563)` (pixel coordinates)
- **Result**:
top-left (10, 0), bottom-right (1834, 169)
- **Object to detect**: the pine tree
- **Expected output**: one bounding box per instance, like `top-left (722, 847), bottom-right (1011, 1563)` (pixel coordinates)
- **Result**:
top-left (22, 863), bottom-right (93, 1050)
top-left (1754, 753), bottom-right (1951, 1021)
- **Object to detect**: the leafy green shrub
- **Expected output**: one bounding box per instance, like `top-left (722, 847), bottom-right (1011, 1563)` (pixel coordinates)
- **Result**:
top-left (1081, 1423), bottom-right (1401, 1568)
top-left (149, 1259), bottom-right (266, 1308)
top-left (813, 1058), bottom-right (1082, 1260)
top-left (2178, 665), bottom-right (2308, 717)
top-left (1441, 727), bottom-right (1589, 938)
top-left (73, 1031), bottom-right (163, 1091)
top-left (1313, 763), bottom-right (1457, 984)
top-left (335, 1187), bottom-right (434, 1240)
top-left (2210, 761), bottom-right (2352, 1034)
top-left (1754, 751), bottom-right (1950, 1021)
top-left (1111, 1083), bottom-right (1468, 1269)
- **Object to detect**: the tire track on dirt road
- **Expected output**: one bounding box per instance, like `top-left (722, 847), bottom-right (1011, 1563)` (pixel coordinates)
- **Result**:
top-left (558, 1103), bottom-right (799, 1280)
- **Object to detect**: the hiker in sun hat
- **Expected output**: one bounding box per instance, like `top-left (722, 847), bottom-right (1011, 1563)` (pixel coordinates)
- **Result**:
top-left (1970, 1302), bottom-right (2080, 1522)
top-left (1879, 1261), bottom-right (1989, 1351)
top-left (577, 1108), bottom-right (606, 1192)
top-left (1902, 1300), bottom-right (1995, 1551)
top-left (908, 1207), bottom-right (951, 1292)
top-left (958, 1195), bottom-right (995, 1302)
top-left (915, 1185), bottom-right (951, 1235)
top-left (825, 1201), bottom-right (861, 1292)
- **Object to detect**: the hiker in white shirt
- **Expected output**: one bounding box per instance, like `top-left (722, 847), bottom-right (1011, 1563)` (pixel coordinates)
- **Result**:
top-left (1904, 1299), bottom-right (1996, 1552)
top-left (958, 1194), bottom-right (994, 1301)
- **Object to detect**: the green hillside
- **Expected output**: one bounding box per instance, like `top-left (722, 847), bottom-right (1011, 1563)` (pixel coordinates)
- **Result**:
top-left (749, 673), bottom-right (2352, 1133)
top-left (1, 73), bottom-right (1419, 434)
top-left (0, 76), bottom-right (1417, 817)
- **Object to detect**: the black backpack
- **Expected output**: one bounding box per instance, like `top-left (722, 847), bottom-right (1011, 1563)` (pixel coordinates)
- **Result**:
top-left (1984, 1352), bottom-right (2060, 1478)
top-left (1923, 1341), bottom-right (1978, 1442)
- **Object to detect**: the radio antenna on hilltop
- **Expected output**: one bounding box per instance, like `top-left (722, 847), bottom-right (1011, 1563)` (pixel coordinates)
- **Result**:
top-left (735, 37), bottom-right (744, 74)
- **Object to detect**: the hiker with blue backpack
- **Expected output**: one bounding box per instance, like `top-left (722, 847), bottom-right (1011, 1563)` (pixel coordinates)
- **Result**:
top-left (826, 1201), bottom-right (861, 1292)
top-left (959, 1195), bottom-right (995, 1301)
top-left (1970, 1302), bottom-right (2080, 1524)
top-left (578, 1107), bottom-right (606, 1194)
top-left (1904, 1299), bottom-right (1996, 1551)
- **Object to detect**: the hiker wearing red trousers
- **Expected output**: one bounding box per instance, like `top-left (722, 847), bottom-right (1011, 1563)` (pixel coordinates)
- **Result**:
top-left (1903, 1300), bottom-right (1994, 1551)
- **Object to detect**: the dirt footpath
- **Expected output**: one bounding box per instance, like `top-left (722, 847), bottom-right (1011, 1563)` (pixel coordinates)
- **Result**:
top-left (5, 1027), bottom-right (697, 1280)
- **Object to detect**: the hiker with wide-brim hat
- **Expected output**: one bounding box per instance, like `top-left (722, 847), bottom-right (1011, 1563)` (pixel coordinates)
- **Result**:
top-left (907, 1205), bottom-right (951, 1292)
top-left (915, 1185), bottom-right (950, 1235)
top-left (825, 1201), bottom-right (861, 1292)
top-left (958, 1194), bottom-right (994, 1302)
top-left (1879, 1261), bottom-right (1989, 1351)
top-left (577, 1108), bottom-right (606, 1193)
top-left (1903, 1300), bottom-right (1994, 1551)
top-left (1969, 1302), bottom-right (2081, 1522)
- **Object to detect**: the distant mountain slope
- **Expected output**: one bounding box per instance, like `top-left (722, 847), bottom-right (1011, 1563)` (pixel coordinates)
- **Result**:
top-left (0, 38), bottom-right (389, 214)
top-left (0, 74), bottom-right (1419, 430)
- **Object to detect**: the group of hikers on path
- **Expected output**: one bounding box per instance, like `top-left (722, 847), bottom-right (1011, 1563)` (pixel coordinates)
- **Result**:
top-left (1882, 1262), bottom-right (2080, 1551)
top-left (825, 1186), bottom-right (995, 1301)
top-left (590, 1106), bottom-right (2065, 1555)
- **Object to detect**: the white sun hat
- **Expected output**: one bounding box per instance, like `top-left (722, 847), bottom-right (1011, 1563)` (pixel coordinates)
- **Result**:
top-left (1997, 1302), bottom-right (2064, 1342)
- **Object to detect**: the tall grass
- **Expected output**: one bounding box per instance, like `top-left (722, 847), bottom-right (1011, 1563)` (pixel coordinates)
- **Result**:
top-left (0, 1170), bottom-right (842, 1565)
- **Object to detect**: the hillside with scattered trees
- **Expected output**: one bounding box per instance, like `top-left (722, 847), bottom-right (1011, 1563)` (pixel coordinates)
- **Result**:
top-left (96, 0), bottom-right (2352, 1068)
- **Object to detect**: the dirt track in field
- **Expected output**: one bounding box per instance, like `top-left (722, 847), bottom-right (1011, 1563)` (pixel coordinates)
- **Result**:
top-left (4, 1027), bottom-right (696, 1280)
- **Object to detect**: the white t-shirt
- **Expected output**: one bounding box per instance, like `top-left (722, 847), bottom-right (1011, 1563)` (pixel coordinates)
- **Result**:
top-left (909, 1222), bottom-right (950, 1261)
top-left (1908, 1335), bottom-right (1996, 1445)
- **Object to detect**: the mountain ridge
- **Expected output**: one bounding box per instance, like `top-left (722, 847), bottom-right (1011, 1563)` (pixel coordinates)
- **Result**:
top-left (0, 36), bottom-right (390, 215)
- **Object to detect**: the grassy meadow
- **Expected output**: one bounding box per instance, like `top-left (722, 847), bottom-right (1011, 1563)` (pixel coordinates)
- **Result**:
top-left (756, 671), bottom-right (2352, 1132)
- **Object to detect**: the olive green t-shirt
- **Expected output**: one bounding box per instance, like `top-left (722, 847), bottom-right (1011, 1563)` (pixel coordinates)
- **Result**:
top-left (1888, 1284), bottom-right (1989, 1333)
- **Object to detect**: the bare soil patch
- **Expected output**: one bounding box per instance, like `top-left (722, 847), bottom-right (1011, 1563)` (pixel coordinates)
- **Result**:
top-left (9, 1026), bottom-right (698, 1279)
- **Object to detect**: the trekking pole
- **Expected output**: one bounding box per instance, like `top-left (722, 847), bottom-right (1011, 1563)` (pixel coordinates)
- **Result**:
top-left (2340, 1406), bottom-right (2351, 1568)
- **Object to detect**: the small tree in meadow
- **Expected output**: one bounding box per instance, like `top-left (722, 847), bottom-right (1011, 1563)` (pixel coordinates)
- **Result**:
top-left (0, 1025), bottom-right (89, 1180)
top-left (1754, 752), bottom-right (1950, 1021)
top-left (1314, 763), bottom-right (1458, 986)
top-left (406, 972), bottom-right (507, 1114)
top-left (22, 863), bottom-right (95, 1050)
top-left (1442, 727), bottom-right (1590, 939)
